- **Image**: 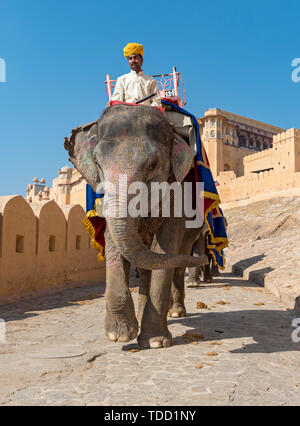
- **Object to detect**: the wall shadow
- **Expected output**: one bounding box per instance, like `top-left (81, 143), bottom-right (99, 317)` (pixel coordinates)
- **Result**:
top-left (170, 308), bottom-right (300, 354)
top-left (232, 254), bottom-right (266, 273)
top-left (186, 276), bottom-right (260, 290)
top-left (0, 282), bottom-right (107, 323)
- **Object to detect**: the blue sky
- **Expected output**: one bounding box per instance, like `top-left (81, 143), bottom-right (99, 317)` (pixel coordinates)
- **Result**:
top-left (0, 0), bottom-right (299, 196)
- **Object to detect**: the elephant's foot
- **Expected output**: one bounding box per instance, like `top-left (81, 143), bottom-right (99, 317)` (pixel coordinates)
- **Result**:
top-left (187, 279), bottom-right (202, 287)
top-left (137, 325), bottom-right (172, 349)
top-left (105, 313), bottom-right (138, 343)
top-left (168, 303), bottom-right (186, 318)
top-left (203, 265), bottom-right (213, 283)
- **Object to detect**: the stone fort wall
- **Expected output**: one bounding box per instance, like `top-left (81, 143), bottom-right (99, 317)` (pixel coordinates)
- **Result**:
top-left (218, 169), bottom-right (300, 203)
top-left (0, 195), bottom-right (105, 305)
top-left (217, 128), bottom-right (300, 203)
top-left (244, 128), bottom-right (300, 175)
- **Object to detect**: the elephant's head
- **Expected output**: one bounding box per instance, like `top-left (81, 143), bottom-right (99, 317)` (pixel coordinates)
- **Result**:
top-left (65, 104), bottom-right (207, 270)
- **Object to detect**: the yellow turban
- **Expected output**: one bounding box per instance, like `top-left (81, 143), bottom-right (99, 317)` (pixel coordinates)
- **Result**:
top-left (123, 43), bottom-right (144, 58)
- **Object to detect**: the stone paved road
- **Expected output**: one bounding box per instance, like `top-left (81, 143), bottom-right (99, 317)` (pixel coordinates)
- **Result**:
top-left (0, 271), bottom-right (299, 406)
top-left (223, 196), bottom-right (300, 308)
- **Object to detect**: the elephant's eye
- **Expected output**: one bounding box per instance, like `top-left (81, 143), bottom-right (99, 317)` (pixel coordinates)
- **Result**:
top-left (149, 160), bottom-right (158, 171)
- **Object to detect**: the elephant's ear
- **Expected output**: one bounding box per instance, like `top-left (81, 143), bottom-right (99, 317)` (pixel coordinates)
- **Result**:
top-left (171, 133), bottom-right (194, 182)
top-left (64, 120), bottom-right (100, 192)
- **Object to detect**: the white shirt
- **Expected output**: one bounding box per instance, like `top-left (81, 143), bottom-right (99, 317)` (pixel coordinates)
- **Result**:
top-left (111, 70), bottom-right (162, 107)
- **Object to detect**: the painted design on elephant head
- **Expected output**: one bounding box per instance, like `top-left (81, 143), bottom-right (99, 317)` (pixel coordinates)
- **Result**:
top-left (65, 106), bottom-right (194, 193)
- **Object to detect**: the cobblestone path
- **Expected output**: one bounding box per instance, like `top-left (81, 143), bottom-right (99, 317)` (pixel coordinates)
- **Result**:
top-left (223, 196), bottom-right (300, 308)
top-left (0, 271), bottom-right (299, 406)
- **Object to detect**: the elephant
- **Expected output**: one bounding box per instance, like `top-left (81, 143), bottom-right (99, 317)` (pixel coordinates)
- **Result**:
top-left (64, 104), bottom-right (208, 349)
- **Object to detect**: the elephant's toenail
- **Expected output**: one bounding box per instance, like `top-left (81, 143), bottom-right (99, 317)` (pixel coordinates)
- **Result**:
top-left (118, 335), bottom-right (131, 342)
top-left (150, 341), bottom-right (162, 349)
top-left (108, 332), bottom-right (117, 341)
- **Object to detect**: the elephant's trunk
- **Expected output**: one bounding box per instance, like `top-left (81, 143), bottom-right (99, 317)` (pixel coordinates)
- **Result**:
top-left (105, 196), bottom-right (208, 271)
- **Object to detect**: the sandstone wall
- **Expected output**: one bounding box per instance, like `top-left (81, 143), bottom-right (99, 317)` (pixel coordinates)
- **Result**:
top-left (68, 177), bottom-right (86, 210)
top-left (218, 128), bottom-right (300, 203)
top-left (222, 143), bottom-right (252, 177)
top-left (0, 196), bottom-right (105, 305)
top-left (244, 148), bottom-right (273, 175)
top-left (243, 128), bottom-right (300, 176)
top-left (218, 169), bottom-right (300, 203)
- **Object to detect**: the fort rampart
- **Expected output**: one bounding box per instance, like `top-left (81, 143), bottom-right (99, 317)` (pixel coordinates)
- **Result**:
top-left (218, 128), bottom-right (300, 203)
top-left (218, 169), bottom-right (300, 203)
top-left (0, 196), bottom-right (105, 305)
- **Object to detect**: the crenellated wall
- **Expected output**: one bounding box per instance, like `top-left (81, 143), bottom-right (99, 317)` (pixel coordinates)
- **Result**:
top-left (243, 128), bottom-right (300, 176)
top-left (0, 196), bottom-right (105, 305)
top-left (218, 128), bottom-right (300, 203)
top-left (218, 169), bottom-right (300, 203)
top-left (243, 147), bottom-right (273, 175)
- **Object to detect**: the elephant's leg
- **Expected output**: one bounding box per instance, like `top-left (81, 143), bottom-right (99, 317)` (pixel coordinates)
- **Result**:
top-left (168, 267), bottom-right (186, 318)
top-left (203, 253), bottom-right (213, 283)
top-left (187, 265), bottom-right (201, 286)
top-left (189, 234), bottom-right (206, 286)
top-left (211, 260), bottom-right (220, 277)
top-left (137, 267), bottom-right (174, 348)
top-left (104, 231), bottom-right (138, 342)
top-left (137, 268), bottom-right (151, 326)
top-left (137, 219), bottom-right (184, 349)
top-left (169, 229), bottom-right (202, 318)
